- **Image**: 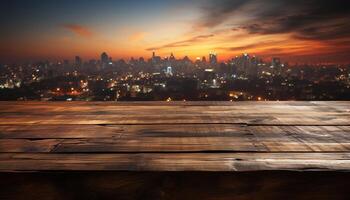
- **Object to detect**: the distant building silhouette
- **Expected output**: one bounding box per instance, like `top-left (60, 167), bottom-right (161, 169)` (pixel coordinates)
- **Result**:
top-left (209, 52), bottom-right (217, 65)
top-left (101, 52), bottom-right (109, 64)
top-left (75, 56), bottom-right (82, 67)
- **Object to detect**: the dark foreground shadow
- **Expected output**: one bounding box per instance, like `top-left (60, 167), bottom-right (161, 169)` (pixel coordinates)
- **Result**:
top-left (1, 171), bottom-right (349, 200)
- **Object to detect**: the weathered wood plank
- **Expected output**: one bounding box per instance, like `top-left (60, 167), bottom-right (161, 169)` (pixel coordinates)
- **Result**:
top-left (2, 138), bottom-right (348, 153)
top-left (0, 139), bottom-right (61, 153)
top-left (1, 125), bottom-right (349, 153)
top-left (1, 153), bottom-right (350, 172)
top-left (0, 124), bottom-right (252, 139)
top-left (1, 125), bottom-right (349, 139)
top-left (0, 114), bottom-right (348, 125)
top-left (0, 125), bottom-right (125, 139)
top-left (0, 102), bottom-right (347, 116)
top-left (0, 138), bottom-right (263, 153)
top-left (248, 126), bottom-right (350, 152)
top-left (0, 101), bottom-right (348, 125)
top-left (0, 101), bottom-right (348, 106)
top-left (0, 101), bottom-right (349, 172)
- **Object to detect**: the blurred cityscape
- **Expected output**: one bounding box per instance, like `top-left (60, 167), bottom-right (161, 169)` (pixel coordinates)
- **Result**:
top-left (1, 51), bottom-right (349, 101)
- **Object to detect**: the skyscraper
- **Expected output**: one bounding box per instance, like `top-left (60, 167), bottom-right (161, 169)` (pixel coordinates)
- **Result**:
top-left (202, 56), bottom-right (207, 63)
top-left (209, 52), bottom-right (218, 65)
top-left (151, 51), bottom-right (161, 65)
top-left (169, 53), bottom-right (175, 61)
top-left (75, 56), bottom-right (82, 67)
top-left (101, 52), bottom-right (109, 64)
top-left (272, 57), bottom-right (282, 75)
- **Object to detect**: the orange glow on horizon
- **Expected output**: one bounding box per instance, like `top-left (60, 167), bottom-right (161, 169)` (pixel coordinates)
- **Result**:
top-left (2, 0), bottom-right (350, 64)
top-left (2, 26), bottom-right (350, 64)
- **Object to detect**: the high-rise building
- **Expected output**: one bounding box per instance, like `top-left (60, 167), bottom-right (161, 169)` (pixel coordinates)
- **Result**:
top-left (272, 57), bottom-right (282, 75)
top-left (202, 56), bottom-right (207, 63)
top-left (101, 52), bottom-right (109, 64)
top-left (272, 58), bottom-right (281, 67)
top-left (151, 51), bottom-right (161, 65)
top-left (203, 69), bottom-right (219, 88)
top-left (63, 60), bottom-right (69, 66)
top-left (75, 56), bottom-right (82, 67)
top-left (165, 66), bottom-right (173, 76)
top-left (209, 52), bottom-right (217, 65)
top-left (169, 53), bottom-right (175, 61)
top-left (231, 53), bottom-right (259, 78)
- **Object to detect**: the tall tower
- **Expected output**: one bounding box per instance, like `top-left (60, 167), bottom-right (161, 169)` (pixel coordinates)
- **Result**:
top-left (75, 56), bottom-right (82, 67)
top-left (202, 56), bottom-right (207, 63)
top-left (101, 52), bottom-right (109, 64)
top-left (209, 52), bottom-right (217, 65)
top-left (169, 53), bottom-right (175, 61)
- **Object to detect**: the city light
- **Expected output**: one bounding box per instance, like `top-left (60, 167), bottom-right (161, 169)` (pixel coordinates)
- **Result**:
top-left (1, 1), bottom-right (350, 198)
top-left (0, 50), bottom-right (349, 102)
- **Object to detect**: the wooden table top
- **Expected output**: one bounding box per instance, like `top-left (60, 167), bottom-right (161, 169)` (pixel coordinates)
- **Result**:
top-left (0, 101), bottom-right (349, 172)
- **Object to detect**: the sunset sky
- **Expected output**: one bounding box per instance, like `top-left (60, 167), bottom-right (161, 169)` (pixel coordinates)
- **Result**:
top-left (1, 0), bottom-right (350, 63)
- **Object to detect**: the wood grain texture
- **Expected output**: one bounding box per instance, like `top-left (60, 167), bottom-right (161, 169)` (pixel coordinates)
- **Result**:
top-left (1, 153), bottom-right (350, 172)
top-left (0, 101), bottom-right (349, 172)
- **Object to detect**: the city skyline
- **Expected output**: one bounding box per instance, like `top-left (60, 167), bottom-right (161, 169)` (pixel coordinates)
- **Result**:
top-left (1, 0), bottom-right (350, 64)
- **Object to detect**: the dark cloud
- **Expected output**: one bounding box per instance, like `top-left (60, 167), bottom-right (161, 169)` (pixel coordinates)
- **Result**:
top-left (146, 34), bottom-right (214, 51)
top-left (221, 41), bottom-right (275, 52)
top-left (198, 0), bottom-right (250, 28)
top-left (201, 0), bottom-right (350, 41)
top-left (227, 43), bottom-right (261, 51)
